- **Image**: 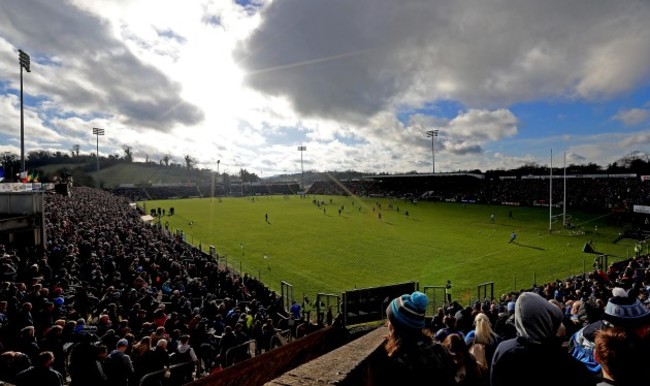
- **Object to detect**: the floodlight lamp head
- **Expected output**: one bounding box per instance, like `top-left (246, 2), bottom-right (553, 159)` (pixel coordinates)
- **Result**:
top-left (18, 49), bottom-right (31, 72)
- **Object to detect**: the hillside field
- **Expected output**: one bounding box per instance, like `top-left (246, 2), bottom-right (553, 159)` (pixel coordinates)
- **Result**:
top-left (141, 195), bottom-right (638, 307)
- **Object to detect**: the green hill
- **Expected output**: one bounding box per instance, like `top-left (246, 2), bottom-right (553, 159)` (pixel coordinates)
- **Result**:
top-left (38, 162), bottom-right (211, 188)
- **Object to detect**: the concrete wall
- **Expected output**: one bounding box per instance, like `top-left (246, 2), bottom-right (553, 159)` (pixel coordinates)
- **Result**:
top-left (265, 326), bottom-right (387, 386)
top-left (187, 324), bottom-right (359, 386)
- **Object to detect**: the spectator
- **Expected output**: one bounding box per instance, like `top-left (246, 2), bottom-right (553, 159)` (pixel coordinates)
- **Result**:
top-left (301, 296), bottom-right (312, 322)
top-left (434, 315), bottom-right (462, 342)
top-left (146, 339), bottom-right (170, 386)
top-left (40, 325), bottom-right (66, 380)
top-left (170, 334), bottom-right (197, 385)
top-left (261, 318), bottom-right (276, 352)
top-left (442, 333), bottom-right (487, 386)
top-left (378, 291), bottom-right (455, 385)
top-left (69, 333), bottom-right (107, 386)
top-left (490, 292), bottom-right (595, 386)
top-left (131, 335), bottom-right (155, 385)
top-left (465, 312), bottom-right (501, 370)
top-left (0, 351), bottom-right (32, 384)
top-left (594, 327), bottom-right (650, 386)
top-left (14, 350), bottom-right (64, 386)
top-left (290, 300), bottom-right (301, 320)
top-left (16, 326), bottom-right (40, 363)
top-left (104, 338), bottom-right (134, 386)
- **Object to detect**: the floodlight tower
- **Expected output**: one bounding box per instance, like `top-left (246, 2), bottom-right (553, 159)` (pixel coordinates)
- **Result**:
top-left (298, 145), bottom-right (306, 190)
top-left (93, 127), bottom-right (105, 187)
top-left (18, 49), bottom-right (31, 173)
top-left (426, 129), bottom-right (439, 174)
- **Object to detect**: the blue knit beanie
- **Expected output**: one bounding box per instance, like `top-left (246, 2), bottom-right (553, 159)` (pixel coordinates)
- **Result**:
top-left (387, 291), bottom-right (428, 331)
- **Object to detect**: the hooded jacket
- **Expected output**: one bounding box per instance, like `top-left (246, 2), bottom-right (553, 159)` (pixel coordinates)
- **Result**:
top-left (490, 292), bottom-right (595, 386)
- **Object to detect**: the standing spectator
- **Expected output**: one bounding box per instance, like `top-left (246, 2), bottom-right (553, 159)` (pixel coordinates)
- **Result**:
top-left (104, 338), bottom-right (134, 386)
top-left (261, 318), bottom-right (276, 352)
top-left (377, 291), bottom-right (455, 386)
top-left (131, 336), bottom-right (155, 385)
top-left (316, 298), bottom-right (326, 326)
top-left (0, 300), bottom-right (9, 344)
top-left (14, 302), bottom-right (34, 332)
top-left (35, 301), bottom-right (56, 338)
top-left (40, 325), bottom-right (66, 380)
top-left (490, 292), bottom-right (594, 386)
top-left (0, 351), bottom-right (32, 384)
top-left (170, 334), bottom-right (197, 385)
top-left (219, 325), bottom-right (237, 366)
top-left (301, 296), bottom-right (312, 322)
top-left (145, 339), bottom-right (170, 386)
top-left (14, 351), bottom-right (64, 386)
top-left (290, 300), bottom-right (301, 320)
top-left (69, 333), bottom-right (107, 386)
top-left (16, 326), bottom-right (40, 363)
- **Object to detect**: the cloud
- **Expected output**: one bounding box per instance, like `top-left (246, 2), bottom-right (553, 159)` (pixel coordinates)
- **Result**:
top-left (235, 0), bottom-right (650, 124)
top-left (410, 108), bottom-right (518, 156)
top-left (566, 152), bottom-right (586, 163)
top-left (0, 0), bottom-right (204, 133)
top-left (613, 108), bottom-right (650, 126)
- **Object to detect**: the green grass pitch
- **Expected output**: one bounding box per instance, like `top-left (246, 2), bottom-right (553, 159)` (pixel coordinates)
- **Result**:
top-left (141, 195), bottom-right (637, 306)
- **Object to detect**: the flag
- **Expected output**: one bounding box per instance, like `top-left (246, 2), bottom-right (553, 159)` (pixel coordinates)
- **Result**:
top-left (18, 171), bottom-right (28, 183)
top-left (0, 167), bottom-right (4, 182)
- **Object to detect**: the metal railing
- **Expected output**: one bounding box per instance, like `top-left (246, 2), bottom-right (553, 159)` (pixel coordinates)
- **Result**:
top-left (138, 361), bottom-right (194, 386)
top-left (224, 339), bottom-right (257, 367)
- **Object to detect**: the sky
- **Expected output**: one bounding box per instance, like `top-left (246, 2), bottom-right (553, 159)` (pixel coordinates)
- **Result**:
top-left (1, 0), bottom-right (650, 177)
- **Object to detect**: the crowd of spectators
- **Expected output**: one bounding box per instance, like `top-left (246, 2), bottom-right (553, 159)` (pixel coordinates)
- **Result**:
top-left (406, 252), bottom-right (650, 386)
top-left (0, 187), bottom-right (322, 386)
top-left (380, 256), bottom-right (650, 386)
top-left (307, 174), bottom-right (650, 213)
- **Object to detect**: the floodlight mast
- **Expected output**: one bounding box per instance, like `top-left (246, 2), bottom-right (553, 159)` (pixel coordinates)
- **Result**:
top-left (426, 129), bottom-right (439, 174)
top-left (298, 146), bottom-right (306, 190)
top-left (93, 127), bottom-right (105, 187)
top-left (18, 49), bottom-right (31, 174)
top-left (215, 160), bottom-right (220, 199)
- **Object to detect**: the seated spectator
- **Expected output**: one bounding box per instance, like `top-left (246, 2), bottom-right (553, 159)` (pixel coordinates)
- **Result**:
top-left (443, 333), bottom-right (487, 386)
top-left (490, 292), bottom-right (595, 386)
top-left (434, 315), bottom-right (462, 342)
top-left (569, 287), bottom-right (650, 378)
top-left (465, 312), bottom-right (501, 370)
top-left (594, 327), bottom-right (650, 386)
top-left (377, 291), bottom-right (455, 386)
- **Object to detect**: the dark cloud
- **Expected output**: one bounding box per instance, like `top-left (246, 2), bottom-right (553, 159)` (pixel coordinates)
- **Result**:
top-left (0, 0), bottom-right (203, 132)
top-left (235, 0), bottom-right (650, 123)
